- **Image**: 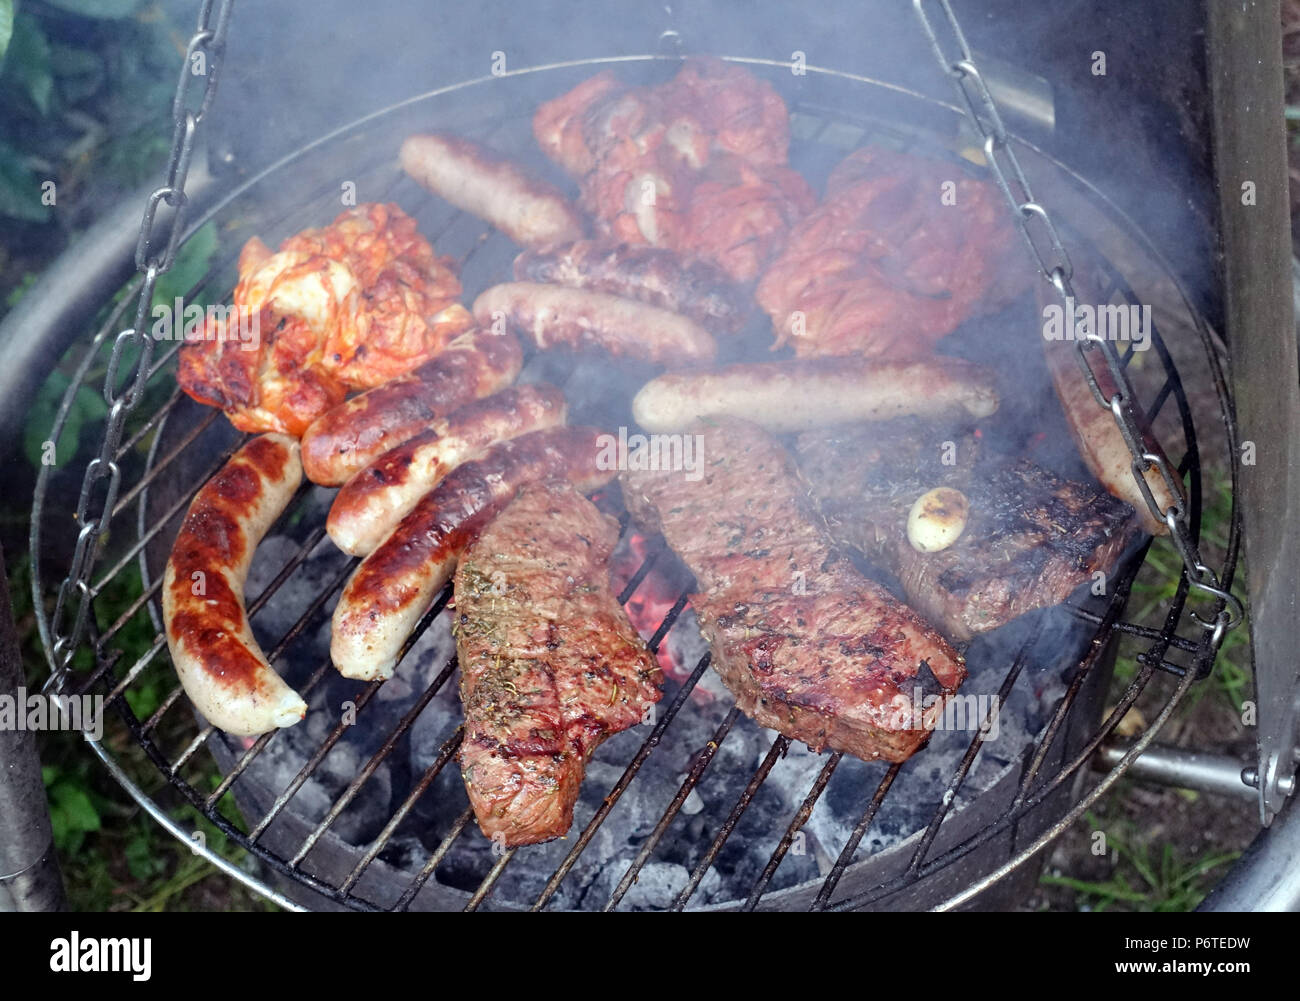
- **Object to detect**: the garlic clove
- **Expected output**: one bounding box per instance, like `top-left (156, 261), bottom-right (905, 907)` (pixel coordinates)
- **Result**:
top-left (907, 487), bottom-right (970, 553)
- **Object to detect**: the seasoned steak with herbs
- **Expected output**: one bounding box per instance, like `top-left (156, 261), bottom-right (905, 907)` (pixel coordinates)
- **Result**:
top-left (796, 420), bottom-right (1140, 642)
top-left (454, 480), bottom-right (662, 846)
top-left (621, 418), bottom-right (966, 763)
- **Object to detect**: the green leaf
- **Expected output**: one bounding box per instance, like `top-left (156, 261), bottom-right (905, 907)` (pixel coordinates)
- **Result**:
top-left (49, 779), bottom-right (101, 852)
top-left (56, 783), bottom-right (101, 832)
top-left (41, 0), bottom-right (143, 18)
top-left (4, 12), bottom-right (54, 115)
top-left (0, 175), bottom-right (46, 225)
top-left (124, 828), bottom-right (166, 881)
top-left (152, 220), bottom-right (219, 307)
top-left (0, 1), bottom-right (14, 69)
top-left (23, 369), bottom-right (108, 468)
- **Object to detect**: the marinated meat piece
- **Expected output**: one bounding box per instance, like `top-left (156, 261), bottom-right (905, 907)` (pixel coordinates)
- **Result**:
top-left (621, 418), bottom-right (965, 763)
top-left (455, 480), bottom-right (662, 846)
top-left (178, 203), bottom-right (473, 435)
top-left (757, 148), bottom-right (1028, 358)
top-left (533, 58), bottom-right (814, 282)
top-left (795, 420), bottom-right (1140, 642)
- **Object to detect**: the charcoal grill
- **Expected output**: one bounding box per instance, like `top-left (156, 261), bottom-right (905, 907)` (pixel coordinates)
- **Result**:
top-left (2, 0), bottom-right (1296, 911)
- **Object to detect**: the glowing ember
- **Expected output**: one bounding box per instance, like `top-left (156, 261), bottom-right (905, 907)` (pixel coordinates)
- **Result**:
top-left (613, 531), bottom-right (701, 691)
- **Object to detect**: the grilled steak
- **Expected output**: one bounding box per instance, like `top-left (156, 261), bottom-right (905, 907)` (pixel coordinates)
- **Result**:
top-left (796, 420), bottom-right (1140, 642)
top-left (621, 418), bottom-right (966, 763)
top-left (455, 480), bottom-right (662, 846)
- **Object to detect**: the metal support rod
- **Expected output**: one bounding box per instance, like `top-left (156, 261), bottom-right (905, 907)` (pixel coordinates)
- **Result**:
top-left (1094, 742), bottom-right (1256, 802)
top-left (1206, 0), bottom-right (1300, 824)
top-left (0, 541), bottom-right (65, 911)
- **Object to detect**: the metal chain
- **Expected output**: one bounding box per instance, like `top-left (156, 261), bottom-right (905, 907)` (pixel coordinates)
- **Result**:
top-left (912, 0), bottom-right (1242, 650)
top-left (47, 0), bottom-right (235, 686)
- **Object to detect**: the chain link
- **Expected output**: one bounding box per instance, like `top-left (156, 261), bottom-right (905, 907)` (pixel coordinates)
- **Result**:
top-left (912, 0), bottom-right (1241, 648)
top-left (45, 0), bottom-right (235, 686)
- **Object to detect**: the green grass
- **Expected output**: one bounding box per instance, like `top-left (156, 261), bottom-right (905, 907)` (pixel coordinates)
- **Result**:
top-left (1117, 472), bottom-right (1250, 717)
top-left (1040, 811), bottom-right (1241, 912)
top-left (1040, 462), bottom-right (1254, 911)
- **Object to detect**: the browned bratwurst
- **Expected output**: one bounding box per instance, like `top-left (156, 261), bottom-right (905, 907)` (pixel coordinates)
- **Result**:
top-left (325, 383), bottom-right (568, 556)
top-left (1036, 276), bottom-right (1182, 536)
top-left (299, 328), bottom-right (522, 485)
top-left (512, 240), bottom-right (749, 334)
top-left (400, 133), bottom-right (586, 249)
top-left (162, 434), bottom-right (307, 737)
top-left (330, 426), bottom-right (616, 681)
top-left (632, 355), bottom-right (1000, 433)
top-left (472, 282), bottom-right (717, 367)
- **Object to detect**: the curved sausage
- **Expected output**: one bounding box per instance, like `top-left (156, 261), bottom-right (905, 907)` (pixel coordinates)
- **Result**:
top-left (330, 426), bottom-right (616, 681)
top-left (1038, 281), bottom-right (1181, 536)
top-left (512, 240), bottom-right (750, 334)
top-left (472, 282), bottom-right (717, 367)
top-left (399, 133), bottom-right (586, 249)
top-left (632, 356), bottom-right (1000, 433)
top-left (162, 434), bottom-right (308, 737)
top-left (300, 327), bottom-right (522, 485)
top-left (1043, 339), bottom-right (1179, 536)
top-left (325, 383), bottom-right (568, 556)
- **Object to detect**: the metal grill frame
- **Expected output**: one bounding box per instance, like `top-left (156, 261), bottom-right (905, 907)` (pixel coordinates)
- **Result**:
top-left (28, 55), bottom-right (1242, 912)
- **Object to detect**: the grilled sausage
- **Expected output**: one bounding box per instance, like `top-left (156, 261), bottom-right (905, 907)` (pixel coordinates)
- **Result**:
top-left (472, 282), bottom-right (717, 367)
top-left (1043, 338), bottom-right (1179, 536)
top-left (299, 328), bottom-right (522, 485)
top-left (162, 434), bottom-right (308, 737)
top-left (325, 383), bottom-right (568, 556)
top-left (399, 133), bottom-right (586, 249)
top-left (631, 356), bottom-right (1000, 433)
top-left (1037, 279), bottom-right (1181, 536)
top-left (330, 427), bottom-right (615, 681)
top-left (512, 240), bottom-right (750, 334)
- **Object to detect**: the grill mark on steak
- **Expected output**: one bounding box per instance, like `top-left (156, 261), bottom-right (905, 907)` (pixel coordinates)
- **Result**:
top-left (621, 418), bottom-right (966, 764)
top-left (455, 480), bottom-right (662, 846)
top-left (795, 419), bottom-right (1141, 642)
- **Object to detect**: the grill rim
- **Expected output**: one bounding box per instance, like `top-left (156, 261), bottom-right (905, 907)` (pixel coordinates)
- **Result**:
top-left (27, 55), bottom-right (1242, 911)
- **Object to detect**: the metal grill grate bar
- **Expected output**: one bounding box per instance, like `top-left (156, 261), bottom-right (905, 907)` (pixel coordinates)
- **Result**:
top-left (604, 706), bottom-right (742, 910)
top-left (671, 735), bottom-right (790, 910)
top-left (290, 656), bottom-right (461, 868)
top-left (810, 761), bottom-right (902, 910)
top-left (340, 726), bottom-right (465, 894)
top-left (395, 807), bottom-right (473, 911)
top-left (530, 650), bottom-right (712, 911)
top-left (743, 751), bottom-right (844, 910)
top-left (247, 589), bottom-right (454, 841)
